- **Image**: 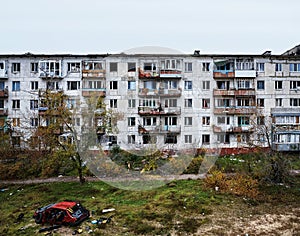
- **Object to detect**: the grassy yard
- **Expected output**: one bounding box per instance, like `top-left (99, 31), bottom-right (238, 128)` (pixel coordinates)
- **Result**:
top-left (0, 177), bottom-right (299, 236)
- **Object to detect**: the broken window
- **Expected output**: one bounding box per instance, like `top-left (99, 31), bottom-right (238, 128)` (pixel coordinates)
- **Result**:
top-left (143, 63), bottom-right (157, 71)
top-left (165, 134), bottom-right (177, 144)
top-left (202, 62), bottom-right (210, 72)
top-left (68, 62), bottom-right (81, 73)
top-left (67, 81), bottom-right (80, 90)
top-left (202, 134), bottom-right (210, 144)
top-left (12, 63), bottom-right (21, 73)
top-left (128, 62), bottom-right (136, 72)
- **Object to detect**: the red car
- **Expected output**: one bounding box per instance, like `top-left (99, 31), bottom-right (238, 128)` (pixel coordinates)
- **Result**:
top-left (33, 201), bottom-right (90, 226)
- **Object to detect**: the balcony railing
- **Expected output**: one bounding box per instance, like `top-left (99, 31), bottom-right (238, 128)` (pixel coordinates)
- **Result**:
top-left (214, 107), bottom-right (257, 115)
top-left (82, 69), bottom-right (105, 78)
top-left (213, 70), bottom-right (235, 78)
top-left (138, 88), bottom-right (182, 97)
top-left (159, 69), bottom-right (182, 78)
top-left (213, 89), bottom-right (255, 96)
top-left (138, 106), bottom-right (181, 116)
top-left (213, 125), bottom-right (253, 133)
top-left (138, 69), bottom-right (159, 79)
top-left (82, 89), bottom-right (106, 97)
top-left (139, 125), bottom-right (181, 134)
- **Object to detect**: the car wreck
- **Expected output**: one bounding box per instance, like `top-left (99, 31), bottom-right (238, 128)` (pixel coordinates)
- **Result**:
top-left (33, 201), bottom-right (90, 226)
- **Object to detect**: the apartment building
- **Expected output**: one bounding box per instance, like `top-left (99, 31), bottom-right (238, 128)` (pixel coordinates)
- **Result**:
top-left (0, 45), bottom-right (300, 154)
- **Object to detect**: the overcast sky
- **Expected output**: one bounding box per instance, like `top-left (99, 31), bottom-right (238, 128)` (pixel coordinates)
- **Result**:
top-left (1, 0), bottom-right (299, 55)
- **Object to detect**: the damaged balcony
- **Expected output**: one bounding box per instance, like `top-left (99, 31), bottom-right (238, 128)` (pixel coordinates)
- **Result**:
top-left (82, 89), bottom-right (106, 97)
top-left (82, 61), bottom-right (105, 78)
top-left (138, 106), bottom-right (181, 116)
top-left (213, 89), bottom-right (255, 97)
top-left (213, 125), bottom-right (253, 133)
top-left (138, 68), bottom-right (159, 79)
top-left (138, 125), bottom-right (181, 134)
top-left (214, 107), bottom-right (257, 115)
top-left (213, 59), bottom-right (235, 78)
top-left (0, 108), bottom-right (8, 116)
top-left (0, 88), bottom-right (8, 98)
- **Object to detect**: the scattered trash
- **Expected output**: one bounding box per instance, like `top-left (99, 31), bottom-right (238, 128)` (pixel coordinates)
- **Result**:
top-left (72, 228), bottom-right (83, 234)
top-left (0, 188), bottom-right (9, 192)
top-left (17, 213), bottom-right (24, 221)
top-left (102, 208), bottom-right (115, 213)
top-left (38, 225), bottom-right (61, 233)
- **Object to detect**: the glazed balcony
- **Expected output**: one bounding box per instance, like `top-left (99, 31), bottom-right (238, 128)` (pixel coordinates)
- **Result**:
top-left (214, 107), bottom-right (257, 115)
top-left (0, 89), bottom-right (8, 98)
top-left (138, 88), bottom-right (182, 97)
top-left (213, 70), bottom-right (235, 78)
top-left (272, 143), bottom-right (300, 152)
top-left (82, 89), bottom-right (106, 97)
top-left (138, 106), bottom-right (181, 116)
top-left (213, 89), bottom-right (255, 96)
top-left (82, 69), bottom-right (105, 78)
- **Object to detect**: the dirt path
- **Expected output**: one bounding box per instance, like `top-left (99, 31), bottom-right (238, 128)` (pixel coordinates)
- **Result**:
top-left (0, 174), bottom-right (206, 185)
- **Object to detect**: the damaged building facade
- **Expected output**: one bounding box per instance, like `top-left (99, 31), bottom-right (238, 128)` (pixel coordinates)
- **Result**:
top-left (0, 45), bottom-right (300, 154)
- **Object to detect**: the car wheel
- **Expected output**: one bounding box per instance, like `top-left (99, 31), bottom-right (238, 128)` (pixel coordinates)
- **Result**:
top-left (34, 213), bottom-right (43, 224)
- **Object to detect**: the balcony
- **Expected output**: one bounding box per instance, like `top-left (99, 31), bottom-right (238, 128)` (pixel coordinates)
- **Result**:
top-left (213, 70), bottom-right (235, 78)
top-left (0, 89), bottom-right (8, 98)
top-left (138, 106), bottom-right (181, 116)
top-left (159, 69), bottom-right (182, 79)
top-left (39, 71), bottom-right (62, 79)
top-left (0, 108), bottom-right (8, 116)
top-left (272, 143), bottom-right (300, 152)
top-left (138, 125), bottom-right (181, 134)
top-left (214, 107), bottom-right (257, 115)
top-left (213, 89), bottom-right (255, 96)
top-left (82, 89), bottom-right (106, 97)
top-left (213, 125), bottom-right (253, 133)
top-left (271, 107), bottom-right (300, 116)
top-left (138, 68), bottom-right (159, 79)
top-left (0, 70), bottom-right (8, 79)
top-left (82, 69), bottom-right (105, 78)
top-left (38, 107), bottom-right (48, 115)
top-left (138, 88), bottom-right (182, 97)
top-left (235, 70), bottom-right (256, 78)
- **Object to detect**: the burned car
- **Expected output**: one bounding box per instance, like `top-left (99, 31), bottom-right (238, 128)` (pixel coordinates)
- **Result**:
top-left (33, 201), bottom-right (90, 226)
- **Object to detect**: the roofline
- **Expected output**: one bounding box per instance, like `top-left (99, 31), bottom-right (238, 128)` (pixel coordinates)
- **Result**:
top-left (0, 52), bottom-right (299, 60)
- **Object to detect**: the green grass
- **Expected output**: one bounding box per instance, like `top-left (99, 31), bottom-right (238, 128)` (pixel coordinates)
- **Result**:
top-left (0, 177), bottom-right (299, 235)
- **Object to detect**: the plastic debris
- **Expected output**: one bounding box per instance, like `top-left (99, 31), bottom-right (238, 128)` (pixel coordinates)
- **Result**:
top-left (102, 208), bottom-right (115, 213)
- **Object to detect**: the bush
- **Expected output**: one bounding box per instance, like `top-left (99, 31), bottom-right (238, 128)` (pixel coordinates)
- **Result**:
top-left (204, 170), bottom-right (259, 199)
top-left (183, 156), bottom-right (203, 174)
